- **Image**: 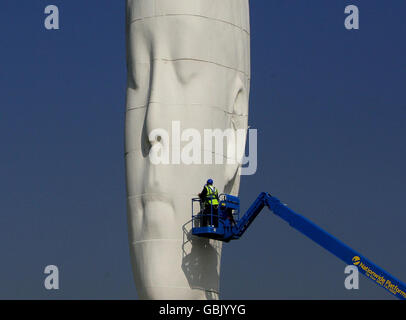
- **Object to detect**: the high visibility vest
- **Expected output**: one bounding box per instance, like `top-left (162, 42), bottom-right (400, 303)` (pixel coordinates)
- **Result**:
top-left (205, 185), bottom-right (219, 206)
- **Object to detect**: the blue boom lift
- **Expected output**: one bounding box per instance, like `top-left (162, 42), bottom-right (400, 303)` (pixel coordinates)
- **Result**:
top-left (191, 192), bottom-right (406, 300)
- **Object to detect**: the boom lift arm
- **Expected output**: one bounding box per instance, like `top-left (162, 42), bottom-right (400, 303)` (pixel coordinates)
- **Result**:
top-left (191, 192), bottom-right (406, 300)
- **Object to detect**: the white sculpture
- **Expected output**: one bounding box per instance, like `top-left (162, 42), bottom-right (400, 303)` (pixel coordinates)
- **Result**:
top-left (125, 0), bottom-right (250, 299)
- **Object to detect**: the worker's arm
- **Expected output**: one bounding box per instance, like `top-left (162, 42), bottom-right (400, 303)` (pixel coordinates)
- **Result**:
top-left (199, 186), bottom-right (207, 200)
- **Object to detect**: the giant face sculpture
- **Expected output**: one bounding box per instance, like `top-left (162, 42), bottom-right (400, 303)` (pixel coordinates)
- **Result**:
top-left (125, 0), bottom-right (250, 299)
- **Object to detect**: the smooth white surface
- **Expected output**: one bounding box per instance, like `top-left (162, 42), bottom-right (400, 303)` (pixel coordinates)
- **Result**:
top-left (125, 0), bottom-right (250, 299)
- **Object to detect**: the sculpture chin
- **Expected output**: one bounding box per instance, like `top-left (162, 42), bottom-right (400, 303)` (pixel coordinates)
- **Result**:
top-left (130, 238), bottom-right (221, 300)
top-left (126, 193), bottom-right (222, 299)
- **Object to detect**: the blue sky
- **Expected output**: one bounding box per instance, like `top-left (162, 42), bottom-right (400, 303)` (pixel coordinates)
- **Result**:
top-left (0, 1), bottom-right (405, 299)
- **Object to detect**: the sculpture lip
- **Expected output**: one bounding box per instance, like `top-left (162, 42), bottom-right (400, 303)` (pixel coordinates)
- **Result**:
top-left (127, 191), bottom-right (198, 209)
top-left (132, 238), bottom-right (182, 244)
top-left (127, 192), bottom-right (176, 208)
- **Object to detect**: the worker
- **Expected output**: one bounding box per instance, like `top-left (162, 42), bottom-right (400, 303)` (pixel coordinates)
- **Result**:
top-left (198, 179), bottom-right (219, 227)
top-left (225, 207), bottom-right (236, 227)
